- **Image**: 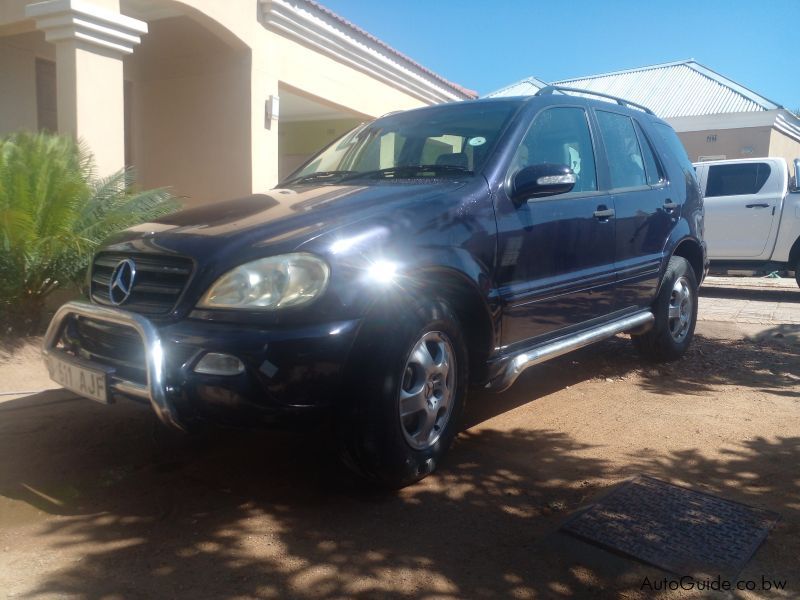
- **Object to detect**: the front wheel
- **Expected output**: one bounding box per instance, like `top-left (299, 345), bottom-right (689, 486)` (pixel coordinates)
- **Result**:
top-left (632, 256), bottom-right (698, 361)
top-left (336, 297), bottom-right (468, 488)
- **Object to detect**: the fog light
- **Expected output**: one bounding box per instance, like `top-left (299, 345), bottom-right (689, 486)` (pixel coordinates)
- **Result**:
top-left (194, 353), bottom-right (245, 376)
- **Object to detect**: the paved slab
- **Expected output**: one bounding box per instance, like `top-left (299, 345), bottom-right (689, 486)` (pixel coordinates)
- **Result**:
top-left (699, 276), bottom-right (800, 326)
top-left (704, 275), bottom-right (798, 290)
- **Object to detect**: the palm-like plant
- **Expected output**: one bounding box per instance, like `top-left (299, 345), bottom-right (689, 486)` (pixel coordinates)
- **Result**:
top-left (0, 132), bottom-right (178, 334)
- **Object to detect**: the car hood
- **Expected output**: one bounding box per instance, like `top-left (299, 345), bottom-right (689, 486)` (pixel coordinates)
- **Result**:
top-left (102, 180), bottom-right (471, 263)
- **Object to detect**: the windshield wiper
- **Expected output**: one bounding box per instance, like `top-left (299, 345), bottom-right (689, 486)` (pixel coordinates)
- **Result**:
top-left (283, 170), bottom-right (356, 185)
top-left (341, 164), bottom-right (472, 180)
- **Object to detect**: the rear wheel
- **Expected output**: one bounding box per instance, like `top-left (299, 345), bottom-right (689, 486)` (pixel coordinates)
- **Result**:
top-left (337, 297), bottom-right (468, 488)
top-left (794, 257), bottom-right (800, 289)
top-left (632, 256), bottom-right (698, 361)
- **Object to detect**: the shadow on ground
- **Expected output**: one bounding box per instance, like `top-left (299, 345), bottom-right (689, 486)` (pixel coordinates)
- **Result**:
top-left (0, 334), bottom-right (32, 359)
top-left (467, 332), bottom-right (799, 425)
top-left (0, 333), bottom-right (798, 598)
top-left (699, 285), bottom-right (799, 303)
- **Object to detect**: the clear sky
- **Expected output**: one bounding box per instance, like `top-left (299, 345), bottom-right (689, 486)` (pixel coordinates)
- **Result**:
top-left (320, 0), bottom-right (797, 109)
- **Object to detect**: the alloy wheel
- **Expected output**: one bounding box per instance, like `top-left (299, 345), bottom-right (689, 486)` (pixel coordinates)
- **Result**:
top-left (398, 331), bottom-right (456, 451)
top-left (667, 276), bottom-right (693, 343)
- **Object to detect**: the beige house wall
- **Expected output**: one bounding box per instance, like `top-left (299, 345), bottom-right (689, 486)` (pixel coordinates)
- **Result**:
top-left (677, 125), bottom-right (800, 172)
top-left (124, 16), bottom-right (253, 203)
top-left (0, 0), bottom-right (469, 204)
top-left (0, 32), bottom-right (54, 134)
top-left (0, 0), bottom-right (36, 32)
top-left (768, 129), bottom-right (800, 166)
top-left (271, 33), bottom-right (428, 120)
top-left (677, 127), bottom-right (773, 162)
top-left (131, 0), bottom-right (440, 201)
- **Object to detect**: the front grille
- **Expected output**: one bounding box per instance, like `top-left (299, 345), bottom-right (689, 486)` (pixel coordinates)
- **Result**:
top-left (63, 316), bottom-right (147, 384)
top-left (91, 252), bottom-right (193, 315)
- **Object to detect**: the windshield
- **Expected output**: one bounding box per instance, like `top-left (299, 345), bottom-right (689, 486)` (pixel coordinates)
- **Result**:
top-left (283, 100), bottom-right (522, 185)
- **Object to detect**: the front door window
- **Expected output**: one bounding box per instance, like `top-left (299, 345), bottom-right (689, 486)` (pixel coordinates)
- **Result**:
top-left (510, 106), bottom-right (598, 193)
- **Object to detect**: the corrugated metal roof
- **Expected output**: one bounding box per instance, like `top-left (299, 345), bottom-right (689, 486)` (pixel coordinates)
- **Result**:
top-left (555, 61), bottom-right (781, 117)
top-left (485, 60), bottom-right (782, 118)
top-left (485, 76), bottom-right (548, 98)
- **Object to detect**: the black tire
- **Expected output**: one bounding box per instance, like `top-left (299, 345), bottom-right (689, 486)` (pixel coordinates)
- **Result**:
top-left (794, 258), bottom-right (800, 289)
top-left (336, 296), bottom-right (468, 489)
top-left (632, 256), bottom-right (698, 362)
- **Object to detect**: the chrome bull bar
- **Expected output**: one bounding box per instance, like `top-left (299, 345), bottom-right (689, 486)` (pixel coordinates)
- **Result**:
top-left (42, 300), bottom-right (184, 430)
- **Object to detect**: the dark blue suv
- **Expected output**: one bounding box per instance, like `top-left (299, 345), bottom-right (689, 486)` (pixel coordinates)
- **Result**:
top-left (43, 87), bottom-right (707, 487)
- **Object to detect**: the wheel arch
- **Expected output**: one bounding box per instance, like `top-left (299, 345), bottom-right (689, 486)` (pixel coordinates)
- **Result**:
top-left (671, 237), bottom-right (705, 284)
top-left (404, 267), bottom-right (497, 385)
top-left (788, 235), bottom-right (800, 269)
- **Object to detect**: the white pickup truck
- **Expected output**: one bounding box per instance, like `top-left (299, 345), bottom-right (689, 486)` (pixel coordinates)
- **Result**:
top-left (694, 157), bottom-right (800, 287)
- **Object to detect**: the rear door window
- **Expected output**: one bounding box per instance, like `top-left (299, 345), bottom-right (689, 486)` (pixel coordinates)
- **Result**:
top-left (596, 111), bottom-right (647, 189)
top-left (705, 163), bottom-right (771, 197)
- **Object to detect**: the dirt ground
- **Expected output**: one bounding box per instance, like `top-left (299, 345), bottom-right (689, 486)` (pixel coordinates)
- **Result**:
top-left (0, 278), bottom-right (798, 599)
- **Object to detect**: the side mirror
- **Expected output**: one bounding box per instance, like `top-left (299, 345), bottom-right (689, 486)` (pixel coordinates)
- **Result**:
top-left (511, 163), bottom-right (576, 203)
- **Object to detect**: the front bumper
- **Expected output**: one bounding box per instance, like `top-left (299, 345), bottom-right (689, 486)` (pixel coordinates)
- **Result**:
top-left (43, 300), bottom-right (361, 429)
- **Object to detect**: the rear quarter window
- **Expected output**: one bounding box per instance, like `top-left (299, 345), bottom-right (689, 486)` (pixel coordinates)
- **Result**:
top-left (705, 163), bottom-right (771, 197)
top-left (652, 122), bottom-right (694, 174)
top-left (633, 121), bottom-right (664, 186)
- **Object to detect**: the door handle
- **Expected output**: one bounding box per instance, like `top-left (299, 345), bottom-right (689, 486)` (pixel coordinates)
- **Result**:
top-left (593, 206), bottom-right (615, 220)
top-left (745, 203), bottom-right (769, 208)
top-left (663, 200), bottom-right (678, 212)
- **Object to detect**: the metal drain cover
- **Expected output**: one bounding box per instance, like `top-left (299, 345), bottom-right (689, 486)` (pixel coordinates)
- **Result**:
top-left (561, 475), bottom-right (779, 576)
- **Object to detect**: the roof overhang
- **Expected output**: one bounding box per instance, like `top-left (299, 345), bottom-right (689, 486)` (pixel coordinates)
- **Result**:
top-left (774, 111), bottom-right (800, 143)
top-left (259, 0), bottom-right (474, 105)
top-left (667, 110), bottom-right (781, 132)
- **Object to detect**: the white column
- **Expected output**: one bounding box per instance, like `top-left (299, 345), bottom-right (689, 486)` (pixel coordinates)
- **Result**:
top-left (26, 0), bottom-right (147, 176)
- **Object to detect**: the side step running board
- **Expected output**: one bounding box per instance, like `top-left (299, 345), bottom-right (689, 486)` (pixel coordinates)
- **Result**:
top-left (486, 311), bottom-right (654, 392)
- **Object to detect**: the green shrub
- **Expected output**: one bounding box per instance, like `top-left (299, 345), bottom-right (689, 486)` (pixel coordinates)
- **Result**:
top-left (0, 132), bottom-right (178, 335)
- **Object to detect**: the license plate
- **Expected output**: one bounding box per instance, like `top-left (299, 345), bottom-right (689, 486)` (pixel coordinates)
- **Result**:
top-left (45, 354), bottom-right (109, 404)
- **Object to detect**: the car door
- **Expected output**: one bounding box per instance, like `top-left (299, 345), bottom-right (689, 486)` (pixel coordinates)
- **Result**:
top-left (701, 161), bottom-right (780, 259)
top-left (493, 105), bottom-right (617, 348)
top-left (594, 110), bottom-right (674, 310)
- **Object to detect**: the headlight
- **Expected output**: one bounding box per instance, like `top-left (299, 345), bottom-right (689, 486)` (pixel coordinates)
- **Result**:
top-left (197, 253), bottom-right (329, 310)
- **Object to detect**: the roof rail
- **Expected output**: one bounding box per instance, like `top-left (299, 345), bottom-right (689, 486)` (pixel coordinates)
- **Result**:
top-left (535, 85), bottom-right (655, 115)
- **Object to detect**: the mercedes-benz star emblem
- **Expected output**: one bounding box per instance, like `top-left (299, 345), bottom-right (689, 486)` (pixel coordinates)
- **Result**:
top-left (108, 259), bottom-right (136, 305)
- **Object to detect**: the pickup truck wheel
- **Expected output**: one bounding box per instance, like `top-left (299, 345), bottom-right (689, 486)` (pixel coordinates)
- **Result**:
top-left (336, 297), bottom-right (468, 488)
top-left (632, 256), bottom-right (698, 362)
top-left (795, 258), bottom-right (800, 289)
